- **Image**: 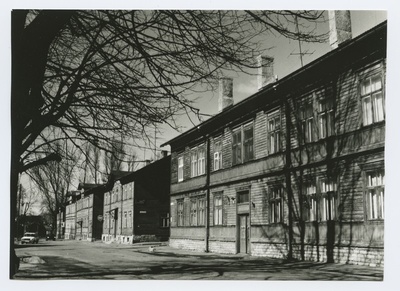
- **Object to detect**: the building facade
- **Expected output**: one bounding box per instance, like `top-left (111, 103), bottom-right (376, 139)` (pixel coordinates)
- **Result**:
top-left (64, 191), bottom-right (78, 240)
top-left (75, 184), bottom-right (105, 241)
top-left (102, 156), bottom-right (171, 243)
top-left (162, 18), bottom-right (386, 267)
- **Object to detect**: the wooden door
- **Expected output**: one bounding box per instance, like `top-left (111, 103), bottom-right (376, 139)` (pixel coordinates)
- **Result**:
top-left (239, 215), bottom-right (249, 254)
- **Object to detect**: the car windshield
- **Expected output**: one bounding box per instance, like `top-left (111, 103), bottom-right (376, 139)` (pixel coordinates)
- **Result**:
top-left (24, 233), bottom-right (35, 237)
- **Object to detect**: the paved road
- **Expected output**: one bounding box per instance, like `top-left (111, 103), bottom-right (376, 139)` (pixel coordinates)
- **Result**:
top-left (14, 240), bottom-right (383, 280)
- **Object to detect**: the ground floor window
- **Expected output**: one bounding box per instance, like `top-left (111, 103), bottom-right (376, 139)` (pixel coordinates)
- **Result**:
top-left (269, 185), bottom-right (283, 223)
top-left (214, 193), bottom-right (223, 225)
top-left (365, 170), bottom-right (384, 220)
top-left (177, 200), bottom-right (184, 226)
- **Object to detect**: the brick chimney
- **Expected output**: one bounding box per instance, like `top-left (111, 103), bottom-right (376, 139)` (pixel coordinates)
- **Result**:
top-left (257, 55), bottom-right (275, 90)
top-left (329, 11), bottom-right (352, 49)
top-left (161, 150), bottom-right (168, 158)
top-left (218, 78), bottom-right (234, 112)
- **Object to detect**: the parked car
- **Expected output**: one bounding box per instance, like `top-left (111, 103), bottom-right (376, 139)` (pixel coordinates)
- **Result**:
top-left (21, 232), bottom-right (39, 244)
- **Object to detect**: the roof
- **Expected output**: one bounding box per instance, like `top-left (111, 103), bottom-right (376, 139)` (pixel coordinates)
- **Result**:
top-left (161, 21), bottom-right (387, 150)
top-left (119, 155), bottom-right (171, 185)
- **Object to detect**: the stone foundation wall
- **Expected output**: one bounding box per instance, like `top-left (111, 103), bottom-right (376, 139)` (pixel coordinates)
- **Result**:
top-left (251, 242), bottom-right (288, 259)
top-left (169, 238), bottom-right (206, 251)
top-left (209, 240), bottom-right (236, 254)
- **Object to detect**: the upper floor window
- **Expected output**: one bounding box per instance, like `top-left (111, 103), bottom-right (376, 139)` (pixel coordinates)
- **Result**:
top-left (178, 156), bottom-right (184, 182)
top-left (361, 73), bottom-right (384, 126)
top-left (213, 140), bottom-right (222, 171)
top-left (191, 151), bottom-right (198, 177)
top-left (198, 148), bottom-right (206, 175)
top-left (299, 102), bottom-right (316, 143)
top-left (365, 170), bottom-right (384, 220)
top-left (267, 109), bottom-right (281, 154)
top-left (191, 147), bottom-right (206, 177)
top-left (232, 123), bottom-right (254, 166)
top-left (317, 93), bottom-right (335, 139)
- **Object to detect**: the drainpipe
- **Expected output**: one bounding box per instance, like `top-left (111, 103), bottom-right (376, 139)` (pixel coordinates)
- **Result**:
top-left (205, 135), bottom-right (211, 252)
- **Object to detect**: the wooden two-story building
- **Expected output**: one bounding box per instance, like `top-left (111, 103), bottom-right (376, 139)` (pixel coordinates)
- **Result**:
top-left (162, 14), bottom-right (386, 266)
top-left (75, 183), bottom-right (105, 241)
top-left (64, 191), bottom-right (79, 240)
top-left (102, 155), bottom-right (171, 243)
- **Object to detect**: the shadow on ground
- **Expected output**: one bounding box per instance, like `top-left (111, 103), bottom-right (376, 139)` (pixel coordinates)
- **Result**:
top-left (14, 253), bottom-right (383, 281)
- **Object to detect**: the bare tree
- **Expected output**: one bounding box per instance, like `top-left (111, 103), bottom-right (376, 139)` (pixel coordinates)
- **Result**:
top-left (104, 137), bottom-right (126, 174)
top-left (27, 140), bottom-right (79, 236)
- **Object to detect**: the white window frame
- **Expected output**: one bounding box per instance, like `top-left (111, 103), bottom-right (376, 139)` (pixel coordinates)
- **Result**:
top-left (361, 73), bottom-right (384, 126)
top-left (191, 150), bottom-right (198, 177)
top-left (365, 170), bottom-right (384, 220)
top-left (213, 139), bottom-right (222, 171)
top-left (197, 148), bottom-right (206, 175)
top-left (178, 156), bottom-right (184, 182)
top-left (267, 109), bottom-right (281, 154)
top-left (214, 194), bottom-right (223, 225)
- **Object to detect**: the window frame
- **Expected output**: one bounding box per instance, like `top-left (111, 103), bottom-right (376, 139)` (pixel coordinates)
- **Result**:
top-left (177, 199), bottom-right (184, 227)
top-left (232, 121), bottom-right (254, 166)
top-left (178, 156), bottom-right (184, 182)
top-left (213, 139), bottom-right (223, 171)
top-left (364, 169), bottom-right (385, 221)
top-left (190, 199), bottom-right (198, 226)
top-left (360, 70), bottom-right (385, 126)
top-left (266, 109), bottom-right (281, 154)
top-left (299, 100), bottom-right (316, 144)
top-left (213, 193), bottom-right (223, 226)
top-left (303, 180), bottom-right (317, 222)
top-left (316, 89), bottom-right (335, 139)
top-left (319, 177), bottom-right (338, 221)
top-left (269, 185), bottom-right (284, 224)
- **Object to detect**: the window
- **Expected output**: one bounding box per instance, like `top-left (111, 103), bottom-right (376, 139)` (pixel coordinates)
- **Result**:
top-left (198, 197), bottom-right (205, 226)
top-left (317, 93), bottom-right (335, 139)
top-left (214, 194), bottom-right (223, 225)
top-left (177, 200), bottom-right (184, 226)
top-left (361, 73), bottom-right (384, 125)
top-left (232, 123), bottom-right (254, 165)
top-left (269, 186), bottom-right (283, 223)
top-left (213, 140), bottom-right (222, 171)
top-left (365, 170), bottom-right (384, 220)
top-left (267, 110), bottom-right (281, 154)
top-left (124, 211), bottom-right (127, 227)
top-left (243, 125), bottom-right (254, 162)
top-left (190, 199), bottom-right (198, 226)
top-left (299, 102), bottom-right (315, 143)
top-left (320, 178), bottom-right (338, 221)
top-left (303, 181), bottom-right (317, 222)
top-left (161, 213), bottom-right (170, 228)
top-left (128, 211), bottom-right (132, 228)
top-left (191, 151), bottom-right (198, 177)
top-left (198, 148), bottom-right (206, 175)
top-left (232, 130), bottom-right (242, 165)
top-left (237, 190), bottom-right (250, 204)
top-left (178, 156), bottom-right (184, 182)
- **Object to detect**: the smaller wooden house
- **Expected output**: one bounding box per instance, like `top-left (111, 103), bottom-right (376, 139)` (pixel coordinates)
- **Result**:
top-left (102, 155), bottom-right (171, 244)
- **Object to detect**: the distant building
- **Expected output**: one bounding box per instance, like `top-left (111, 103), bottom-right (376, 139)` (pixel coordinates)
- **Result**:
top-left (64, 191), bottom-right (79, 240)
top-left (102, 156), bottom-right (171, 243)
top-left (162, 15), bottom-right (386, 267)
top-left (75, 183), bottom-right (105, 241)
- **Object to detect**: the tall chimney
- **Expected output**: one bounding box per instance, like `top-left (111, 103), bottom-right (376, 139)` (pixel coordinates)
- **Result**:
top-left (329, 11), bottom-right (352, 49)
top-left (257, 55), bottom-right (274, 90)
top-left (218, 78), bottom-right (233, 112)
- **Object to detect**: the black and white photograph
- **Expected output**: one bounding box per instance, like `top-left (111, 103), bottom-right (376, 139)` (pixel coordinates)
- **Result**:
top-left (3, 0), bottom-right (400, 289)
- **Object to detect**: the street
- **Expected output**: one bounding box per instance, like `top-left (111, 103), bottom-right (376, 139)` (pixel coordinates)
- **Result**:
top-left (14, 240), bottom-right (383, 280)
